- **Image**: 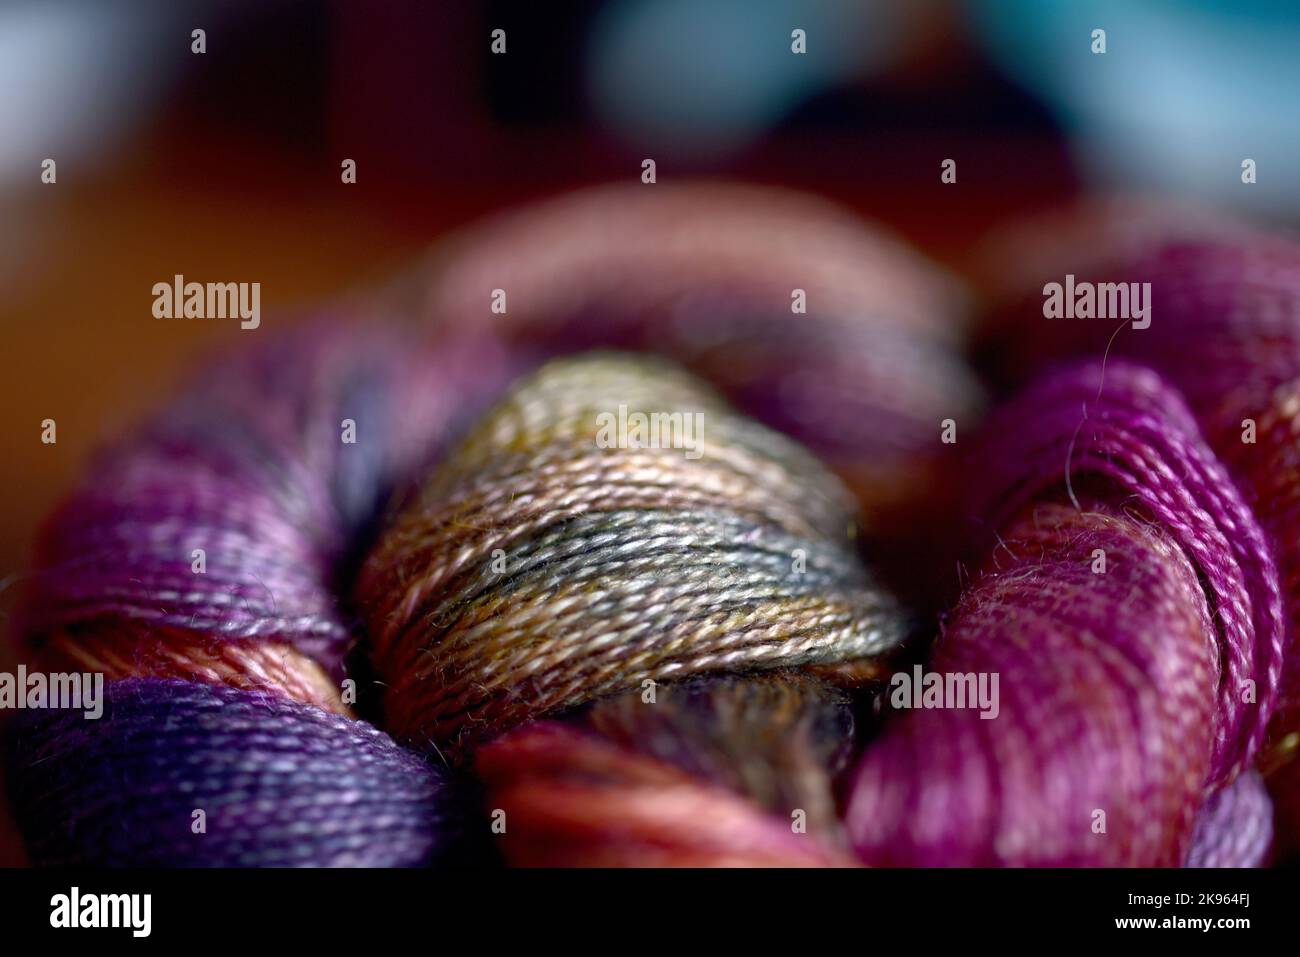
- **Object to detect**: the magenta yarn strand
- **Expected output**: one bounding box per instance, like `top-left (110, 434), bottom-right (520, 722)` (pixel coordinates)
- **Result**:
top-left (847, 360), bottom-right (1283, 866)
top-left (968, 361), bottom-right (1283, 785)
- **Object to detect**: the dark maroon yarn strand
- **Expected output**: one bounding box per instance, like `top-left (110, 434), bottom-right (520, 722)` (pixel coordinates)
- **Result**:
top-left (5, 679), bottom-right (468, 867)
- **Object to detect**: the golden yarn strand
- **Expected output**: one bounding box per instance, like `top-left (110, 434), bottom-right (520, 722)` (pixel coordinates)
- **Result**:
top-left (357, 353), bottom-right (909, 760)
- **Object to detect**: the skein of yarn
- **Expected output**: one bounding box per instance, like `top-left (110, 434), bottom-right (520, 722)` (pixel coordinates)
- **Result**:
top-left (847, 361), bottom-right (1282, 865)
top-left (979, 206), bottom-right (1300, 856)
top-left (356, 353), bottom-right (910, 761)
top-left (9, 184), bottom-right (948, 869)
top-left (5, 178), bottom-right (1293, 870)
top-left (6, 679), bottom-right (469, 867)
top-left (19, 317), bottom-right (520, 713)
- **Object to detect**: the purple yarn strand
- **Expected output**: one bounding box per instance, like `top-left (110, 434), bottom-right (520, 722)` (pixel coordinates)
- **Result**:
top-left (6, 678), bottom-right (464, 867)
top-left (19, 319), bottom-right (521, 674)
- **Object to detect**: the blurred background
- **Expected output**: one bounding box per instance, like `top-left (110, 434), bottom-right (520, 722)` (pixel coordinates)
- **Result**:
top-left (1, 0), bottom-right (1298, 864)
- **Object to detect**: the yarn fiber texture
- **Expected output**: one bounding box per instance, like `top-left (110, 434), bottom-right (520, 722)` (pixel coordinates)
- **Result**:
top-left (356, 353), bottom-right (909, 761)
top-left (6, 679), bottom-right (467, 867)
top-left (847, 360), bottom-right (1281, 865)
top-left (476, 673), bottom-right (861, 867)
top-left (5, 180), bottom-right (1298, 867)
top-left (979, 203), bottom-right (1300, 855)
top-left (1186, 770), bottom-right (1274, 869)
top-left (21, 317), bottom-right (520, 707)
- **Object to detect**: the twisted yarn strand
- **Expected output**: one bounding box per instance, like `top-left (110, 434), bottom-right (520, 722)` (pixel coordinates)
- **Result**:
top-left (848, 361), bottom-right (1280, 865)
top-left (357, 353), bottom-right (909, 760)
